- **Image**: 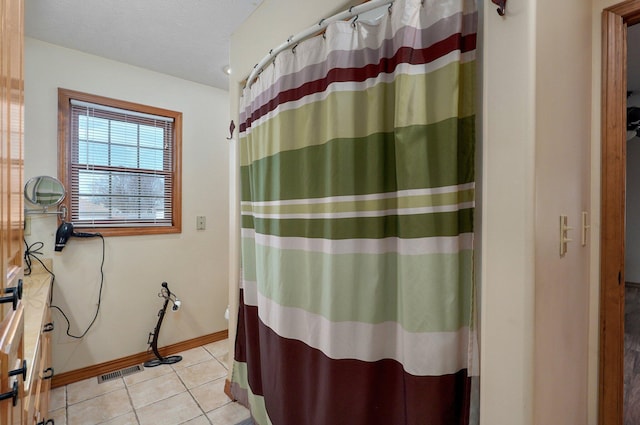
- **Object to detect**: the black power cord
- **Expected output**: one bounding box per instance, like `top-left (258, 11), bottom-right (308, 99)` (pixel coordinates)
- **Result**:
top-left (24, 240), bottom-right (46, 278)
top-left (24, 235), bottom-right (105, 339)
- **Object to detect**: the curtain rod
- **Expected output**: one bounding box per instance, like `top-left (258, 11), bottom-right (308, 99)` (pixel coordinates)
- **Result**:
top-left (246, 0), bottom-right (395, 88)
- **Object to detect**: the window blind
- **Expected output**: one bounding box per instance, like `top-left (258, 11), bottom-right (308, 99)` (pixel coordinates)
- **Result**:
top-left (69, 100), bottom-right (175, 227)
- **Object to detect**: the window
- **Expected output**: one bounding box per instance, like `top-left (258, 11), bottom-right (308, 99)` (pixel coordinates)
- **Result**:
top-left (58, 89), bottom-right (182, 236)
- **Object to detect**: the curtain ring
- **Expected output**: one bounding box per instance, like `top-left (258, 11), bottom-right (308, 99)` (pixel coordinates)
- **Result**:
top-left (351, 15), bottom-right (359, 28)
top-left (349, 5), bottom-right (355, 13)
top-left (318, 18), bottom-right (325, 26)
top-left (292, 44), bottom-right (298, 54)
top-left (388, 3), bottom-right (393, 14)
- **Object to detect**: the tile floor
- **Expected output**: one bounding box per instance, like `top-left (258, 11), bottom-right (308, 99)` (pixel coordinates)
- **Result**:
top-left (48, 339), bottom-right (252, 425)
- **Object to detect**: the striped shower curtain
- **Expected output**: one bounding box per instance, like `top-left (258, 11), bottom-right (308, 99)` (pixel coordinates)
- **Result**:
top-left (231, 0), bottom-right (478, 423)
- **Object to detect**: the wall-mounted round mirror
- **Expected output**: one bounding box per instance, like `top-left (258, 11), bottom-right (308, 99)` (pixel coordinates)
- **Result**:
top-left (24, 176), bottom-right (66, 207)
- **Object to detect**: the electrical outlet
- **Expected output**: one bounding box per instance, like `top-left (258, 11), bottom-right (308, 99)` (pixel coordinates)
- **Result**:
top-left (196, 216), bottom-right (206, 230)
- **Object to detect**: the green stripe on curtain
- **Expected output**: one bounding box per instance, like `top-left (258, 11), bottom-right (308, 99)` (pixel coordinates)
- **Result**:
top-left (241, 248), bottom-right (473, 332)
top-left (240, 61), bottom-right (476, 166)
top-left (231, 362), bottom-right (273, 425)
top-left (241, 116), bottom-right (475, 202)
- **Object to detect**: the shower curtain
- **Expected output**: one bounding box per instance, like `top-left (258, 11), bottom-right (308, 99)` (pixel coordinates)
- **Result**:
top-left (231, 0), bottom-right (478, 423)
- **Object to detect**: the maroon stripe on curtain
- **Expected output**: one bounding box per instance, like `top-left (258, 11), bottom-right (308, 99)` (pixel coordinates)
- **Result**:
top-left (239, 32), bottom-right (476, 133)
top-left (234, 292), bottom-right (472, 425)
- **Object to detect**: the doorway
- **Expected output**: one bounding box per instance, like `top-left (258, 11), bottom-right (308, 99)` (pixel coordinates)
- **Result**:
top-left (601, 3), bottom-right (640, 424)
top-left (624, 23), bottom-right (640, 423)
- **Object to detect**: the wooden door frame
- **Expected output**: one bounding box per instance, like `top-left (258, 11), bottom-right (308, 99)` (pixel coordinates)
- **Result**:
top-left (601, 2), bottom-right (640, 424)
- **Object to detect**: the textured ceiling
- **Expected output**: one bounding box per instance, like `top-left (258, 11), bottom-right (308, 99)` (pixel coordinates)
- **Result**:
top-left (25, 0), bottom-right (264, 90)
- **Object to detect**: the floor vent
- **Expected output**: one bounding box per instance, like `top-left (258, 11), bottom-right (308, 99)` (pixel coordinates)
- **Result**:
top-left (97, 364), bottom-right (144, 384)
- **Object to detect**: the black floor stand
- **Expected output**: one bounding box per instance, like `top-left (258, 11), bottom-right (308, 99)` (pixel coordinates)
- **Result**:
top-left (144, 282), bottom-right (182, 367)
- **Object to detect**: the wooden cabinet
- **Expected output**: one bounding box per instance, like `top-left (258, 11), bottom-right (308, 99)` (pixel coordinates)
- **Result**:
top-left (1, 0), bottom-right (44, 423)
top-left (0, 0), bottom-right (24, 301)
top-left (21, 352), bottom-right (37, 425)
top-left (24, 334), bottom-right (52, 425)
top-left (35, 324), bottom-right (52, 423)
top-left (25, 311), bottom-right (53, 425)
top-left (0, 303), bottom-right (24, 425)
top-left (1, 0), bottom-right (26, 422)
top-left (22, 275), bottom-right (53, 425)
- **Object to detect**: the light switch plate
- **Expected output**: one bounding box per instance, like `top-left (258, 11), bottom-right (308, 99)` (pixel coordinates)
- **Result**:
top-left (581, 211), bottom-right (590, 246)
top-left (196, 216), bottom-right (206, 230)
top-left (560, 215), bottom-right (572, 257)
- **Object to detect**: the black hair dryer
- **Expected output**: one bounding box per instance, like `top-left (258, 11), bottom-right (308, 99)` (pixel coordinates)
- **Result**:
top-left (55, 222), bottom-right (100, 251)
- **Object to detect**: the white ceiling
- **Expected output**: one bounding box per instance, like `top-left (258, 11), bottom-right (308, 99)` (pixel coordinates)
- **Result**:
top-left (25, 0), bottom-right (264, 90)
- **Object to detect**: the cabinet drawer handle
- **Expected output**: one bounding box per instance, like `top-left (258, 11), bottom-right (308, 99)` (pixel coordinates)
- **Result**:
top-left (0, 290), bottom-right (18, 311)
top-left (9, 360), bottom-right (27, 381)
top-left (43, 322), bottom-right (54, 332)
top-left (4, 279), bottom-right (23, 301)
top-left (0, 381), bottom-right (19, 406)
top-left (42, 367), bottom-right (54, 380)
top-left (0, 277), bottom-right (22, 310)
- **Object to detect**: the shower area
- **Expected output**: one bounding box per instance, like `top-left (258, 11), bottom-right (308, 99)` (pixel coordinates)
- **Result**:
top-left (228, 0), bottom-right (479, 424)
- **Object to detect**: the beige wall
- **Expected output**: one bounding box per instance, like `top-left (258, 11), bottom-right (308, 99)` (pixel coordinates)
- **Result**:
top-left (533, 0), bottom-right (592, 423)
top-left (480, 0), bottom-right (536, 423)
top-left (480, 1), bottom-right (596, 422)
top-left (24, 38), bottom-right (231, 374)
top-left (230, 1), bottom-right (604, 424)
